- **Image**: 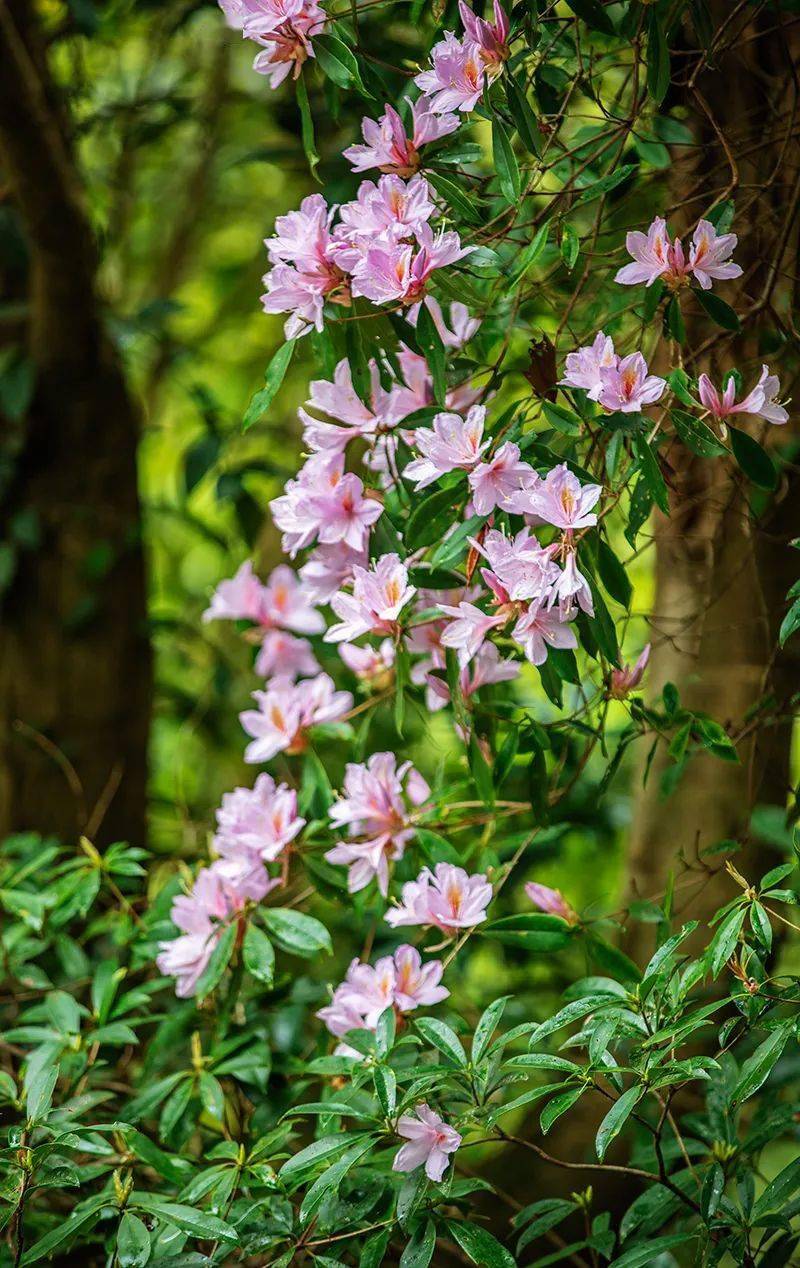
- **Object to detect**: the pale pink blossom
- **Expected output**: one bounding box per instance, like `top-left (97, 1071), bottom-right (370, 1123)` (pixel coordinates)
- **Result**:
top-left (688, 219), bottom-right (743, 290)
top-left (512, 601), bottom-right (577, 666)
top-left (350, 223), bottom-right (472, 306)
top-left (525, 464), bottom-right (602, 532)
top-left (220, 0), bottom-right (327, 87)
top-left (393, 1105), bottom-right (461, 1181)
top-left (458, 0), bottom-right (509, 70)
top-left (343, 98), bottom-right (460, 176)
top-left (300, 541), bottom-right (367, 603)
top-left (255, 630), bottom-right (320, 681)
top-left (697, 365), bottom-right (789, 425)
top-left (549, 548), bottom-right (594, 618)
top-left (386, 862), bottom-right (492, 934)
top-left (262, 195), bottom-right (349, 338)
top-left (326, 553), bottom-right (416, 642)
top-left (473, 527), bottom-right (559, 604)
top-left (559, 332), bottom-right (617, 401)
top-left (427, 642), bottom-right (518, 711)
top-left (525, 881), bottom-right (577, 923)
top-left (339, 638), bottom-right (396, 684)
top-left (609, 643), bottom-right (651, 699)
top-left (214, 773), bottom-right (305, 864)
top-left (300, 358), bottom-right (397, 454)
top-left (334, 175), bottom-right (435, 265)
top-left (385, 348), bottom-right (481, 421)
top-left (415, 33), bottom-right (486, 113)
top-left (270, 454), bottom-right (382, 556)
top-left (597, 352), bottom-right (666, 414)
top-left (325, 752), bottom-right (430, 894)
top-left (439, 600), bottom-right (506, 667)
top-left (615, 216), bottom-right (673, 287)
top-left (203, 561), bottom-right (267, 624)
top-left (615, 215), bottom-right (741, 292)
top-left (468, 441), bottom-right (534, 514)
top-left (240, 673), bottom-right (353, 762)
top-left (409, 297), bottom-right (481, 348)
top-left (260, 564), bottom-right (325, 633)
top-left (317, 945), bottom-right (448, 1051)
top-left (404, 404), bottom-right (487, 489)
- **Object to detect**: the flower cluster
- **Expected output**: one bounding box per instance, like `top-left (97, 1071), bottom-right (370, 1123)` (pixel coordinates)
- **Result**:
top-left (317, 943), bottom-right (448, 1054)
top-left (219, 0), bottom-right (327, 88)
top-left (615, 217), bottom-right (742, 291)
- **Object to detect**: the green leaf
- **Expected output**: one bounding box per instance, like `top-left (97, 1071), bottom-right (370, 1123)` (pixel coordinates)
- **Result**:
top-left (752, 1156), bottom-right (800, 1219)
top-left (469, 732), bottom-right (495, 807)
top-left (542, 400), bottom-right (581, 436)
top-left (731, 1020), bottom-right (795, 1103)
top-left (415, 1017), bottom-right (467, 1067)
top-left (117, 1212), bottom-right (151, 1268)
top-left (199, 1071), bottom-right (225, 1120)
top-left (194, 921), bottom-right (236, 999)
top-left (706, 905), bottom-right (745, 977)
top-left (314, 33), bottom-right (372, 96)
top-left (780, 597), bottom-right (800, 646)
top-left (344, 317), bottom-right (372, 407)
top-left (400, 1218), bottom-right (436, 1268)
top-left (406, 483), bottom-right (463, 550)
top-left (280, 1132), bottom-right (368, 1185)
top-left (540, 1085), bottom-right (585, 1134)
top-left (492, 117), bottom-right (521, 203)
top-left (428, 172), bottom-right (483, 225)
top-left (634, 435), bottom-right (669, 514)
top-left (243, 924), bottom-right (275, 986)
top-left (264, 908), bottom-right (332, 958)
top-left (243, 341), bottom-right (295, 429)
top-left (415, 303), bottom-right (447, 406)
top-left (482, 913), bottom-right (573, 952)
top-left (693, 288), bottom-right (740, 331)
top-left (445, 1219), bottom-right (517, 1267)
top-left (133, 1197), bottom-right (238, 1246)
top-left (729, 425), bottom-right (776, 489)
top-left (595, 1085), bottom-right (641, 1160)
top-left (564, 0), bottom-right (615, 35)
top-left (21, 1196), bottom-right (108, 1264)
top-left (664, 294), bottom-right (685, 342)
top-left (25, 1064), bottom-right (58, 1124)
top-left (646, 11), bottom-right (670, 104)
top-left (300, 1135), bottom-right (376, 1223)
top-left (576, 164), bottom-right (637, 205)
top-left (373, 1064), bottom-right (397, 1116)
top-left (610, 1234), bottom-right (696, 1268)
top-left (506, 71), bottom-right (543, 156)
top-left (671, 408), bottom-right (726, 457)
top-left (295, 75), bottom-right (320, 181)
top-left (596, 538), bottom-right (632, 608)
top-left (560, 222), bottom-right (579, 271)
top-left (472, 996), bottom-right (510, 1064)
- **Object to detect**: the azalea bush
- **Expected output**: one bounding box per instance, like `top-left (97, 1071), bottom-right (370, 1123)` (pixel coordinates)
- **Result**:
top-left (1, 0), bottom-right (799, 1266)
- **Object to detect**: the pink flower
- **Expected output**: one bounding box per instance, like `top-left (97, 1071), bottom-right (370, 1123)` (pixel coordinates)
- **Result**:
top-left (300, 542), bottom-right (367, 603)
top-left (415, 33), bottom-right (486, 113)
top-left (300, 358), bottom-right (397, 454)
top-left (697, 365), bottom-right (789, 425)
top-left (339, 638), bottom-right (396, 685)
top-left (334, 175), bottom-right (436, 264)
top-left (385, 348), bottom-right (480, 422)
top-left (439, 600), bottom-right (506, 667)
top-left (262, 195), bottom-right (350, 338)
top-left (687, 219), bottom-right (742, 290)
top-left (404, 403), bottom-right (487, 489)
top-left (203, 560), bottom-right (267, 624)
top-left (525, 464), bottom-right (602, 532)
top-left (458, 0), bottom-right (510, 71)
top-left (473, 527), bottom-right (559, 603)
top-left (549, 548), bottom-right (594, 618)
top-left (525, 881), bottom-right (577, 923)
top-left (255, 630), bottom-right (320, 681)
top-left (615, 216), bottom-right (673, 287)
top-left (559, 332), bottom-right (617, 401)
top-left (271, 455), bottom-right (382, 557)
top-left (386, 862), bottom-right (492, 934)
top-left (409, 297), bottom-right (481, 348)
top-left (468, 441), bottom-right (534, 514)
top-left (609, 643), bottom-right (651, 699)
top-left (325, 553), bottom-right (416, 642)
top-left (240, 672), bottom-right (353, 762)
top-left (615, 215), bottom-right (741, 292)
top-left (317, 945), bottom-right (448, 1052)
top-left (260, 564), bottom-right (325, 633)
top-left (325, 752), bottom-right (430, 894)
top-left (214, 773), bottom-right (305, 863)
top-left (220, 0), bottom-right (327, 88)
top-left (343, 98), bottom-right (461, 176)
top-left (597, 352), bottom-right (666, 414)
top-left (350, 223), bottom-right (472, 306)
top-left (393, 1105), bottom-right (461, 1182)
top-left (427, 642), bottom-right (518, 711)
top-left (512, 601), bottom-right (577, 666)
top-left (157, 866), bottom-right (232, 998)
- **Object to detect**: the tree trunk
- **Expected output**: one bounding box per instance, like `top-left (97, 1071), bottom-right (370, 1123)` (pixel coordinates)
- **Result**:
top-left (0, 0), bottom-right (152, 846)
top-left (624, 2), bottom-right (800, 955)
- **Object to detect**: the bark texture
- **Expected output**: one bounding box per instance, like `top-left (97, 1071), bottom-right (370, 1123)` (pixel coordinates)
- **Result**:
top-left (0, 0), bottom-right (152, 846)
